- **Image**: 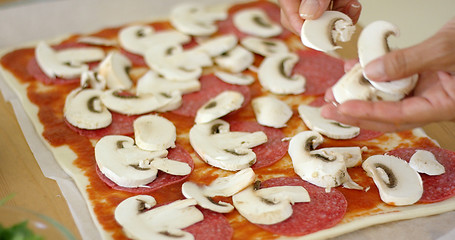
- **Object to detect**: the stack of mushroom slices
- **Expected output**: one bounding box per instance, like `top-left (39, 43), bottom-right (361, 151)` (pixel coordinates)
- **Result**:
top-left (300, 11), bottom-right (418, 103)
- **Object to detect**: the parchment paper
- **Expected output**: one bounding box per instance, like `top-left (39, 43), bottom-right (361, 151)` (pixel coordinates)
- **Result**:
top-left (0, 1), bottom-right (454, 240)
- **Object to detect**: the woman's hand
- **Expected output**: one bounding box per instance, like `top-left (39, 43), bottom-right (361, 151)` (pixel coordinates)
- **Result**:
top-left (278, 0), bottom-right (362, 35)
top-left (321, 17), bottom-right (455, 132)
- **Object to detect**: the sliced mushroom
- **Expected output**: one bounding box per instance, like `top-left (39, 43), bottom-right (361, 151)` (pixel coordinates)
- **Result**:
top-left (154, 90), bottom-right (184, 112)
top-left (252, 96), bottom-right (293, 128)
top-left (298, 104), bottom-right (360, 139)
top-left (118, 25), bottom-right (190, 56)
top-left (358, 20), bottom-right (417, 95)
top-left (189, 119), bottom-right (267, 171)
top-left (193, 34), bottom-right (238, 57)
top-left (409, 150), bottom-right (445, 176)
top-left (214, 46), bottom-right (254, 73)
top-left (170, 3), bottom-right (228, 36)
top-left (100, 89), bottom-right (173, 115)
top-left (362, 154), bottom-right (423, 206)
top-left (233, 8), bottom-right (282, 38)
top-left (149, 157), bottom-right (192, 176)
top-left (80, 71), bottom-right (106, 90)
top-left (182, 182), bottom-right (234, 213)
top-left (35, 41), bottom-right (102, 79)
top-left (95, 135), bottom-right (167, 187)
top-left (115, 195), bottom-right (203, 240)
top-left (240, 36), bottom-right (289, 57)
top-left (203, 167), bottom-right (256, 197)
top-left (258, 52), bottom-right (306, 94)
top-left (315, 146), bottom-right (364, 168)
top-left (134, 115), bottom-right (176, 151)
top-left (195, 91), bottom-right (244, 124)
top-left (214, 71), bottom-right (255, 85)
top-left (78, 36), bottom-right (118, 46)
top-left (232, 184), bottom-right (309, 225)
top-left (331, 63), bottom-right (405, 103)
top-left (288, 131), bottom-right (354, 189)
top-left (64, 88), bottom-right (112, 130)
top-left (136, 70), bottom-right (201, 95)
top-left (300, 11), bottom-right (355, 52)
top-left (97, 51), bottom-right (133, 90)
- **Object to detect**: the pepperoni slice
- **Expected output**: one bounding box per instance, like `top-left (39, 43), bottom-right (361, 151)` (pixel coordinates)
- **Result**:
top-left (256, 177), bottom-right (347, 236)
top-left (97, 144), bottom-right (194, 194)
top-left (229, 120), bottom-right (288, 169)
top-left (185, 208), bottom-right (233, 240)
top-left (293, 49), bottom-right (345, 96)
top-left (65, 112), bottom-right (138, 139)
top-left (120, 48), bottom-right (147, 67)
top-left (387, 146), bottom-right (455, 203)
top-left (216, 0), bottom-right (292, 39)
top-left (171, 74), bottom-right (251, 117)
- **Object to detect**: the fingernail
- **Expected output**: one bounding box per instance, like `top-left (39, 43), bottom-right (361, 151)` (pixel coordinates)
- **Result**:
top-left (364, 59), bottom-right (387, 81)
top-left (347, 1), bottom-right (361, 18)
top-left (299, 0), bottom-right (319, 19)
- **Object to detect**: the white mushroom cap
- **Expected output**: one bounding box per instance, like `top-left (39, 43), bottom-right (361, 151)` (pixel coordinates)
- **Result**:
top-left (64, 88), bottom-right (112, 130)
top-left (409, 150), bottom-right (445, 176)
top-left (136, 70), bottom-right (201, 95)
top-left (189, 119), bottom-right (267, 171)
top-left (240, 36), bottom-right (289, 57)
top-left (134, 115), bottom-right (177, 151)
top-left (118, 25), bottom-right (191, 56)
top-left (300, 11), bottom-right (355, 52)
top-left (203, 167), bottom-right (256, 197)
top-left (252, 96), bottom-right (293, 128)
top-left (97, 51), bottom-right (133, 90)
top-left (316, 146), bottom-right (364, 168)
top-left (182, 182), bottom-right (234, 213)
top-left (170, 3), bottom-right (228, 36)
top-left (195, 91), bottom-right (244, 124)
top-left (95, 135), bottom-right (167, 188)
top-left (232, 184), bottom-right (309, 225)
top-left (193, 34), bottom-right (238, 57)
top-left (214, 71), bottom-right (255, 86)
top-left (362, 154), bottom-right (423, 206)
top-left (358, 20), bottom-right (417, 95)
top-left (214, 46), bottom-right (254, 73)
top-left (258, 52), bottom-right (306, 94)
top-left (288, 131), bottom-right (349, 189)
top-left (297, 104), bottom-right (360, 139)
top-left (56, 47), bottom-right (105, 66)
top-left (115, 195), bottom-right (203, 240)
top-left (233, 8), bottom-right (282, 38)
top-left (80, 71), bottom-right (106, 90)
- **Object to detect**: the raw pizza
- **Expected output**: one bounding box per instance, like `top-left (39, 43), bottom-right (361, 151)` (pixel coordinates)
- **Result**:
top-left (1, 0), bottom-right (455, 239)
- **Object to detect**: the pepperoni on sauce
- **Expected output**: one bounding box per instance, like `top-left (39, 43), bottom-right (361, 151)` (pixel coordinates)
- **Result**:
top-left (216, 0), bottom-right (292, 40)
top-left (229, 120), bottom-right (288, 169)
top-left (185, 208), bottom-right (234, 240)
top-left (293, 49), bottom-right (345, 96)
top-left (387, 146), bottom-right (455, 203)
top-left (171, 74), bottom-right (251, 117)
top-left (64, 112), bottom-right (139, 139)
top-left (256, 177), bottom-right (347, 236)
top-left (96, 144), bottom-right (194, 194)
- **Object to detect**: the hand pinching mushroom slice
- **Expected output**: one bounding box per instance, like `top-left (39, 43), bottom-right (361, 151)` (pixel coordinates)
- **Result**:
top-left (170, 3), bottom-right (228, 36)
top-left (195, 91), bottom-right (244, 124)
top-left (252, 96), bottom-right (293, 128)
top-left (181, 168), bottom-right (255, 213)
top-left (119, 25), bottom-right (190, 56)
top-left (409, 150), bottom-right (445, 176)
top-left (134, 115), bottom-right (176, 151)
top-left (258, 52), bottom-right (306, 94)
top-left (232, 183), bottom-right (309, 225)
top-left (214, 46), bottom-right (254, 73)
top-left (331, 63), bottom-right (405, 103)
top-left (137, 71), bottom-right (201, 95)
top-left (300, 11), bottom-right (355, 52)
top-left (98, 51), bottom-right (133, 90)
top-left (115, 195), bottom-right (203, 240)
top-left (35, 41), bottom-right (103, 79)
top-left (298, 104), bottom-right (359, 139)
top-left (189, 119), bottom-right (267, 171)
top-left (288, 131), bottom-right (355, 190)
top-left (362, 155), bottom-right (423, 206)
top-left (240, 36), bottom-right (289, 56)
top-left (100, 89), bottom-right (174, 115)
top-left (95, 135), bottom-right (168, 188)
top-left (233, 8), bottom-right (282, 38)
top-left (214, 71), bottom-right (255, 86)
top-left (358, 20), bottom-right (417, 95)
top-left (64, 88), bottom-right (112, 130)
